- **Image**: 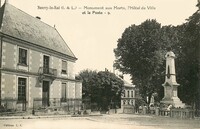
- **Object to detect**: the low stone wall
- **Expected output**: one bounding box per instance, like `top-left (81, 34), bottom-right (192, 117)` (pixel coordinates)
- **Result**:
top-left (109, 109), bottom-right (117, 114)
top-left (156, 108), bottom-right (195, 119)
top-left (116, 108), bottom-right (123, 114)
top-left (170, 108), bottom-right (194, 119)
top-left (123, 106), bottom-right (135, 114)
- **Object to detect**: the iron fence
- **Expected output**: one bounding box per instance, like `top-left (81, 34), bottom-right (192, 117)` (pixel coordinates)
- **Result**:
top-left (0, 98), bottom-right (200, 118)
top-left (0, 98), bottom-right (27, 113)
top-left (38, 67), bottom-right (57, 76)
top-left (195, 109), bottom-right (200, 117)
top-left (33, 98), bottom-right (82, 112)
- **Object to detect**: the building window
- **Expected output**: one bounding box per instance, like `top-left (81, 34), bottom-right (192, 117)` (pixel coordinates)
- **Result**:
top-left (131, 91), bottom-right (133, 98)
top-left (127, 90), bottom-right (130, 98)
top-left (123, 90), bottom-right (125, 97)
top-left (62, 60), bottom-right (67, 74)
top-left (123, 100), bottom-right (126, 105)
top-left (128, 100), bottom-right (131, 105)
top-left (19, 48), bottom-right (27, 65)
top-left (61, 83), bottom-right (67, 101)
top-left (131, 100), bottom-right (134, 105)
top-left (18, 78), bottom-right (26, 102)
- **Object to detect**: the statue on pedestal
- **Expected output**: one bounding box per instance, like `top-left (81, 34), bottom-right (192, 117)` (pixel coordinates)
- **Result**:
top-left (161, 49), bottom-right (185, 108)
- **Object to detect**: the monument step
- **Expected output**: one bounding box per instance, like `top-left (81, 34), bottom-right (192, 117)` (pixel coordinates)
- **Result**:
top-left (174, 104), bottom-right (185, 108)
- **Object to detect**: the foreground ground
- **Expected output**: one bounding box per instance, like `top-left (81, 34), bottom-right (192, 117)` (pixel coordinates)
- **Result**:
top-left (91, 114), bottom-right (200, 129)
top-left (0, 114), bottom-right (199, 129)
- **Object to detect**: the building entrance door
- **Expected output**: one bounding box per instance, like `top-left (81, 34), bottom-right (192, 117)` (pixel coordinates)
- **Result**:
top-left (42, 81), bottom-right (50, 107)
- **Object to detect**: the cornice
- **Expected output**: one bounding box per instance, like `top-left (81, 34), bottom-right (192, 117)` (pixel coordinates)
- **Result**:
top-left (0, 68), bottom-right (81, 83)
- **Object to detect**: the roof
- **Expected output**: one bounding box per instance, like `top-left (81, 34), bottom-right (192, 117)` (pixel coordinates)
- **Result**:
top-left (0, 3), bottom-right (76, 59)
top-left (123, 79), bottom-right (135, 88)
top-left (117, 75), bottom-right (135, 88)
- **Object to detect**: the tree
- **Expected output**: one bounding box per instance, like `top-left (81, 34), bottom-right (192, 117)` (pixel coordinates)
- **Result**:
top-left (78, 69), bottom-right (124, 111)
top-left (114, 14), bottom-right (200, 107)
top-left (77, 69), bottom-right (98, 100)
top-left (176, 10), bottom-right (200, 107)
top-left (114, 19), bottom-right (164, 104)
top-left (114, 19), bottom-right (185, 104)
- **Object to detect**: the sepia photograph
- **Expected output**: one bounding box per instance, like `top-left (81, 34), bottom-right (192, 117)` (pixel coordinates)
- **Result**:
top-left (0, 0), bottom-right (199, 129)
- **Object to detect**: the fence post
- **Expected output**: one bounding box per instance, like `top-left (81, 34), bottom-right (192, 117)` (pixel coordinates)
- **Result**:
top-left (155, 107), bottom-right (159, 116)
top-left (73, 99), bottom-right (75, 113)
top-left (67, 99), bottom-right (69, 112)
top-left (6, 99), bottom-right (7, 111)
top-left (32, 99), bottom-right (35, 115)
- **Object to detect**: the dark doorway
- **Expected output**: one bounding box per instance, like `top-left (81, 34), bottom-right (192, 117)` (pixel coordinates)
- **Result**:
top-left (42, 81), bottom-right (50, 107)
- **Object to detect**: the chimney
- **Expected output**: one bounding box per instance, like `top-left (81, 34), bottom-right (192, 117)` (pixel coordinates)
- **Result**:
top-left (36, 16), bottom-right (41, 20)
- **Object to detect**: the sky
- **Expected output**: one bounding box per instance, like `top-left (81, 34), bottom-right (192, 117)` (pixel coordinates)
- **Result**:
top-left (2, 0), bottom-right (198, 83)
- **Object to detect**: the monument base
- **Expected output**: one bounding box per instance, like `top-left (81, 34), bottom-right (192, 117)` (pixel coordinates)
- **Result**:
top-left (161, 97), bottom-right (185, 108)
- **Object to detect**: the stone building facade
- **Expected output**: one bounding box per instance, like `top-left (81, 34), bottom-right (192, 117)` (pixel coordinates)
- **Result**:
top-left (121, 80), bottom-right (136, 113)
top-left (0, 2), bottom-right (82, 112)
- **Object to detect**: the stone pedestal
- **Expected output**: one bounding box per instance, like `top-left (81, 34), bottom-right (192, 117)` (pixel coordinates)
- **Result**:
top-left (161, 51), bottom-right (185, 108)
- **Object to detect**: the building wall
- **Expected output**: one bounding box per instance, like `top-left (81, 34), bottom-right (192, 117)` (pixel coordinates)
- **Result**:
top-left (123, 88), bottom-right (135, 99)
top-left (52, 57), bottom-right (61, 77)
top-left (49, 80), bottom-right (61, 106)
top-left (121, 86), bottom-right (136, 114)
top-left (75, 82), bottom-right (82, 99)
top-left (2, 41), bottom-right (16, 69)
top-left (68, 61), bottom-right (75, 79)
top-left (1, 73), bottom-right (16, 99)
top-left (50, 80), bottom-right (61, 99)
top-left (29, 76), bottom-right (42, 108)
top-left (66, 82), bottom-right (69, 98)
top-left (1, 40), bottom-right (76, 78)
top-left (29, 50), bottom-right (42, 73)
top-left (68, 82), bottom-right (75, 98)
top-left (1, 39), bottom-right (82, 110)
top-left (1, 72), bottom-right (32, 110)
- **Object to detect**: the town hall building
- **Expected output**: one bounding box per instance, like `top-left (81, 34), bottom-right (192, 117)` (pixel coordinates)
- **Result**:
top-left (121, 80), bottom-right (136, 113)
top-left (0, 2), bottom-right (82, 112)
